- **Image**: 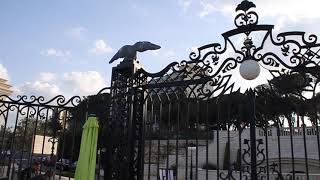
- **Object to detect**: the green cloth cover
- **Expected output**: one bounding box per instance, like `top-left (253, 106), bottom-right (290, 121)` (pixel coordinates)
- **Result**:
top-left (75, 116), bottom-right (99, 180)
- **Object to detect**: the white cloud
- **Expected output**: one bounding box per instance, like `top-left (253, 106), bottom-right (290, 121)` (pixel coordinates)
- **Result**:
top-left (66, 26), bottom-right (87, 39)
top-left (89, 40), bottom-right (113, 54)
top-left (0, 64), bottom-right (10, 80)
top-left (178, 0), bottom-right (192, 12)
top-left (198, 0), bottom-right (320, 21)
top-left (199, 0), bottom-right (216, 18)
top-left (39, 72), bottom-right (56, 82)
top-left (41, 48), bottom-right (71, 57)
top-left (63, 71), bottom-right (107, 95)
top-left (14, 71), bottom-right (107, 98)
top-left (164, 50), bottom-right (175, 57)
top-left (15, 81), bottom-right (61, 98)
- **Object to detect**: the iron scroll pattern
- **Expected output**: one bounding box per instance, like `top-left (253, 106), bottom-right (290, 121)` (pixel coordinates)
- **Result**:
top-left (0, 94), bottom-right (81, 108)
top-left (0, 94), bottom-right (81, 178)
top-left (134, 0), bottom-right (320, 100)
top-left (107, 64), bottom-right (146, 180)
top-left (131, 0), bottom-right (320, 180)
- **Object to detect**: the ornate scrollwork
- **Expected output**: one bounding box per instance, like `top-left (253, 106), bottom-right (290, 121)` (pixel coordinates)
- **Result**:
top-left (234, 0), bottom-right (258, 28)
top-left (242, 138), bottom-right (266, 167)
top-left (189, 43), bottom-right (226, 62)
top-left (0, 94), bottom-right (81, 108)
top-left (127, 1), bottom-right (320, 179)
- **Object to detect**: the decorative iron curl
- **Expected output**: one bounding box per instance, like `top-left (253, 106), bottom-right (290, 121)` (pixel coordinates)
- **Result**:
top-left (234, 0), bottom-right (258, 28)
top-left (197, 78), bottom-right (220, 98)
top-left (0, 94), bottom-right (81, 108)
top-left (219, 163), bottom-right (237, 180)
top-left (269, 163), bottom-right (284, 179)
top-left (242, 139), bottom-right (251, 166)
top-left (189, 43), bottom-right (226, 62)
top-left (242, 138), bottom-right (266, 167)
top-left (234, 11), bottom-right (258, 28)
top-left (222, 58), bottom-right (239, 73)
top-left (270, 32), bottom-right (320, 66)
top-left (256, 139), bottom-right (266, 167)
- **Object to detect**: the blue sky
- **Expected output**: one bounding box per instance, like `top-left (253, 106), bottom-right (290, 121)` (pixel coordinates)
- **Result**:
top-left (1, 0), bottom-right (320, 98)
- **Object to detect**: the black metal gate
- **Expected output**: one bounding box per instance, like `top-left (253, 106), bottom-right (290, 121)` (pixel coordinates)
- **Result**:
top-left (0, 90), bottom-right (112, 180)
top-left (107, 1), bottom-right (320, 180)
top-left (0, 94), bottom-right (82, 179)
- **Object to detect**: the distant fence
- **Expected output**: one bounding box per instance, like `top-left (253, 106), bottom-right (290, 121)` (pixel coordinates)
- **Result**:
top-left (258, 126), bottom-right (319, 137)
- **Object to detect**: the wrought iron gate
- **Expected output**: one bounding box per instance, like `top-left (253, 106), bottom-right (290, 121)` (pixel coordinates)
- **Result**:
top-left (108, 1), bottom-right (320, 180)
top-left (0, 94), bottom-right (82, 179)
top-left (0, 91), bottom-right (111, 180)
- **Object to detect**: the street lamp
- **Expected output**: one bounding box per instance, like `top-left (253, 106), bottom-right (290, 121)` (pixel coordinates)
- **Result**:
top-left (188, 146), bottom-right (196, 180)
top-left (239, 59), bottom-right (260, 80)
top-left (239, 36), bottom-right (261, 81)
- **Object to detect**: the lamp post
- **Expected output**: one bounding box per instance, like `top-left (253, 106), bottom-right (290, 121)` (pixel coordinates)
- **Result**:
top-left (188, 146), bottom-right (196, 180)
top-left (239, 37), bottom-right (260, 180)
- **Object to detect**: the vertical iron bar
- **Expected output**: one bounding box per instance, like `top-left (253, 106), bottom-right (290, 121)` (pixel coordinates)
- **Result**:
top-left (147, 103), bottom-right (153, 180)
top-left (139, 90), bottom-right (146, 180)
top-left (18, 107), bottom-right (30, 174)
top-left (227, 102), bottom-right (231, 180)
top-left (166, 102), bottom-right (171, 179)
top-left (301, 115), bottom-right (310, 180)
top-left (276, 119), bottom-right (282, 174)
top-left (249, 90), bottom-right (257, 180)
top-left (30, 106), bottom-right (40, 166)
top-left (264, 119), bottom-right (269, 180)
top-left (185, 102), bottom-right (190, 180)
top-left (239, 129), bottom-right (242, 180)
top-left (9, 105), bottom-right (21, 179)
top-left (127, 89), bottom-right (135, 180)
top-left (39, 108), bottom-right (49, 174)
top-left (190, 148), bottom-right (193, 180)
top-left (205, 101), bottom-right (209, 180)
top-left (0, 105), bottom-right (9, 162)
top-left (70, 109), bottom-right (77, 180)
top-left (58, 109), bottom-right (68, 180)
top-left (175, 102), bottom-right (180, 180)
top-left (288, 114), bottom-right (295, 179)
top-left (0, 104), bottom-right (10, 178)
top-left (156, 102), bottom-right (162, 180)
top-left (314, 107), bottom-right (320, 168)
top-left (195, 100), bottom-right (199, 180)
top-left (217, 99), bottom-right (220, 180)
top-left (97, 112), bottom-right (105, 180)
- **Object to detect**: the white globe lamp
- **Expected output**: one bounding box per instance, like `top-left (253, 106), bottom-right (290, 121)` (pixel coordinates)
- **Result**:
top-left (239, 59), bottom-right (260, 80)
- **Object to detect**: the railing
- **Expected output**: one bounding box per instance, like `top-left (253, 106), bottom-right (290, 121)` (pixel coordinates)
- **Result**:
top-left (196, 169), bottom-right (320, 180)
top-left (258, 126), bottom-right (319, 137)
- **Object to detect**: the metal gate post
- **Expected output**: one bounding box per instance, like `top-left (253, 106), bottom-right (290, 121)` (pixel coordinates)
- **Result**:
top-left (108, 60), bottom-right (143, 180)
top-left (249, 89), bottom-right (257, 180)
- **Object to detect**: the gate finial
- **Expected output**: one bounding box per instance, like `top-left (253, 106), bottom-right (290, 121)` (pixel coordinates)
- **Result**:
top-left (236, 0), bottom-right (256, 12)
top-left (109, 41), bottom-right (161, 64)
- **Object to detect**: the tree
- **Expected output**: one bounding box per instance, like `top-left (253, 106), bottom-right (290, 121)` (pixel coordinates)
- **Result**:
top-left (61, 93), bottom-right (110, 161)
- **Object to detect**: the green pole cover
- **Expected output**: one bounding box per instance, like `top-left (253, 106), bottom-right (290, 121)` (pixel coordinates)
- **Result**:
top-left (75, 116), bottom-right (99, 180)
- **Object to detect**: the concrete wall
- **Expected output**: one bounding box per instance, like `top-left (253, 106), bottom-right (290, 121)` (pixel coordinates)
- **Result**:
top-left (144, 126), bottom-right (320, 179)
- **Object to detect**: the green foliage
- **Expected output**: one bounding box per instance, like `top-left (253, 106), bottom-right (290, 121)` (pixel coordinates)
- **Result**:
top-left (61, 93), bottom-right (111, 161)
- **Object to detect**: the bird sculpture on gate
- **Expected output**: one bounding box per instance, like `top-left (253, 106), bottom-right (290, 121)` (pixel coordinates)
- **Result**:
top-left (109, 41), bottom-right (161, 64)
